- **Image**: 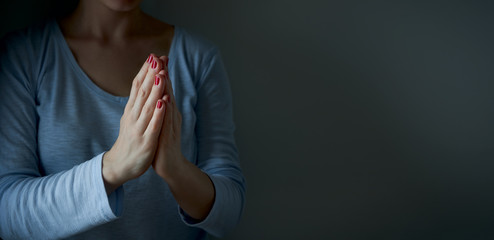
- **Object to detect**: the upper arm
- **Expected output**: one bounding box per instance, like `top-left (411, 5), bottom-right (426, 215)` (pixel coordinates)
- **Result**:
top-left (194, 48), bottom-right (245, 188)
top-left (0, 32), bottom-right (41, 180)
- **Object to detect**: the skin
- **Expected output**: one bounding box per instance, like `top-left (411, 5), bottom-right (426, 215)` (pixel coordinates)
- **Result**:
top-left (59, 0), bottom-right (215, 220)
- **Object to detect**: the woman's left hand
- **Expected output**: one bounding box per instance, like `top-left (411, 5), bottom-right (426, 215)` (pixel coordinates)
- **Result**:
top-left (152, 56), bottom-right (186, 181)
top-left (151, 55), bottom-right (217, 220)
top-left (152, 56), bottom-right (215, 221)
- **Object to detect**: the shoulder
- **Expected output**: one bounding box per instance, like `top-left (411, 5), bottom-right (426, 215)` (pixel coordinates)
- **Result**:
top-left (171, 27), bottom-right (221, 78)
top-left (1, 20), bottom-right (55, 91)
top-left (172, 27), bottom-right (220, 64)
top-left (174, 27), bottom-right (218, 54)
top-left (1, 19), bottom-right (56, 74)
top-left (1, 20), bottom-right (53, 55)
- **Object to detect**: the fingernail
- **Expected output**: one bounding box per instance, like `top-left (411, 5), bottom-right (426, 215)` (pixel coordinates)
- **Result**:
top-left (152, 60), bottom-right (157, 69)
top-left (155, 75), bottom-right (160, 85)
top-left (157, 101), bottom-right (162, 109)
top-left (147, 55), bottom-right (153, 63)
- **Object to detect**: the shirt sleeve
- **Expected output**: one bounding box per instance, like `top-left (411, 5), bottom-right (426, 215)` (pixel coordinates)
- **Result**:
top-left (178, 47), bottom-right (246, 237)
top-left (0, 32), bottom-right (123, 239)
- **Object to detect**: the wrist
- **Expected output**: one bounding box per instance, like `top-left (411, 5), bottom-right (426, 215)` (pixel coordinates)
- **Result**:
top-left (102, 150), bottom-right (124, 195)
top-left (158, 154), bottom-right (188, 183)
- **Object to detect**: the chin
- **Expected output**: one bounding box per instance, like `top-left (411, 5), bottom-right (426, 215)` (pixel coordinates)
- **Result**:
top-left (101, 0), bottom-right (142, 12)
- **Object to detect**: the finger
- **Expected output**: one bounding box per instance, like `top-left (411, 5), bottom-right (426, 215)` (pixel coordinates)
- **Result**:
top-left (132, 56), bottom-right (164, 120)
top-left (168, 94), bottom-right (181, 141)
top-left (137, 73), bottom-right (166, 131)
top-left (158, 56), bottom-right (169, 97)
top-left (159, 94), bottom-right (173, 141)
top-left (173, 104), bottom-right (182, 137)
top-left (159, 55), bottom-right (169, 73)
top-left (144, 99), bottom-right (166, 140)
top-left (170, 93), bottom-right (182, 139)
top-left (163, 70), bottom-right (176, 104)
top-left (162, 70), bottom-right (180, 138)
top-left (126, 54), bottom-right (154, 112)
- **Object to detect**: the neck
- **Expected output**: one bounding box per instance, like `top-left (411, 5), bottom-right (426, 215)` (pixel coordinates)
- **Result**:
top-left (64, 0), bottom-right (145, 40)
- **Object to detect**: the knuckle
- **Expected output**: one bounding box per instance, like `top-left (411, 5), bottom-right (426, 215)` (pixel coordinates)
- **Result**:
top-left (130, 108), bottom-right (140, 119)
top-left (142, 104), bottom-right (154, 115)
top-left (148, 122), bottom-right (159, 133)
top-left (132, 79), bottom-right (140, 89)
top-left (139, 88), bottom-right (147, 98)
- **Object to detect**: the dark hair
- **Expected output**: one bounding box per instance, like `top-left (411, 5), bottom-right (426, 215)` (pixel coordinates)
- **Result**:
top-left (50, 0), bottom-right (79, 19)
top-left (0, 0), bottom-right (79, 38)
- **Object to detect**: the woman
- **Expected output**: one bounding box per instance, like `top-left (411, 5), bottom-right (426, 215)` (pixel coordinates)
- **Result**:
top-left (0, 0), bottom-right (245, 239)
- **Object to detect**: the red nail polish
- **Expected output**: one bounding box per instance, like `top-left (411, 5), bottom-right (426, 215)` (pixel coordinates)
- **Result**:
top-left (147, 55), bottom-right (153, 63)
top-left (157, 101), bottom-right (162, 109)
top-left (151, 60), bottom-right (156, 69)
top-left (155, 75), bottom-right (160, 85)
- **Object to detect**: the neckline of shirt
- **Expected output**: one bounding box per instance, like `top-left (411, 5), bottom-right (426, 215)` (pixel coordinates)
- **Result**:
top-left (49, 19), bottom-right (179, 105)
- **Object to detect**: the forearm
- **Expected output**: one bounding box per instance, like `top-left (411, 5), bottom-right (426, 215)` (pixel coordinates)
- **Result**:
top-left (0, 154), bottom-right (119, 239)
top-left (162, 155), bottom-right (215, 220)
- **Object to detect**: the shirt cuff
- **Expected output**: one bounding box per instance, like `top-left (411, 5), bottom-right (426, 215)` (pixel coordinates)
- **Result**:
top-left (177, 174), bottom-right (236, 237)
top-left (107, 186), bottom-right (124, 216)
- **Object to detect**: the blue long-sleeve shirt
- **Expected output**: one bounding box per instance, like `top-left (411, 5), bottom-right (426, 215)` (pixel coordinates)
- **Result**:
top-left (0, 20), bottom-right (245, 239)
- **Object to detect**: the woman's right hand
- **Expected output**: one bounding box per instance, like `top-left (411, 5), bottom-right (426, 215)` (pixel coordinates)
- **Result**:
top-left (102, 54), bottom-right (166, 194)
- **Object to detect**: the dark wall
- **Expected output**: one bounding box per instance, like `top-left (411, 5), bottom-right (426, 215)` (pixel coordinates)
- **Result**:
top-left (3, 0), bottom-right (494, 239)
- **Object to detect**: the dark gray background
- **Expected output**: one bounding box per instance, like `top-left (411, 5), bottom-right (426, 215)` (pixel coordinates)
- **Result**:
top-left (2, 0), bottom-right (494, 239)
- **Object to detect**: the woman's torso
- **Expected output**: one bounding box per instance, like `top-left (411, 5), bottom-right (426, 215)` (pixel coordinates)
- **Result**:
top-left (35, 19), bottom-right (206, 239)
